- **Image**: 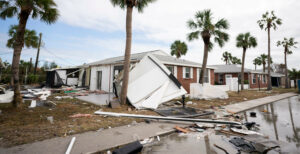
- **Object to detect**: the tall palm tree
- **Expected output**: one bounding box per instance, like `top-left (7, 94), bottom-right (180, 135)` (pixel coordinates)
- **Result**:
top-left (258, 54), bottom-right (273, 72)
top-left (110, 0), bottom-right (156, 104)
top-left (0, 0), bottom-right (59, 107)
top-left (236, 32), bottom-right (257, 90)
top-left (288, 68), bottom-right (299, 89)
top-left (170, 40), bottom-right (188, 58)
top-left (221, 51), bottom-right (232, 64)
top-left (6, 25), bottom-right (39, 49)
top-left (253, 57), bottom-right (261, 70)
top-left (231, 56), bottom-right (241, 64)
top-left (257, 11), bottom-right (282, 90)
top-left (277, 37), bottom-right (298, 88)
top-left (187, 9), bottom-right (229, 84)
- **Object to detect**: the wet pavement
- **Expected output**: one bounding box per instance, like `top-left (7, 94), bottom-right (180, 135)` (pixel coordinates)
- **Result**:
top-left (142, 95), bottom-right (300, 154)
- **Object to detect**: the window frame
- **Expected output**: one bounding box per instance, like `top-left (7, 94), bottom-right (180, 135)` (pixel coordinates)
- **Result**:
top-left (185, 67), bottom-right (191, 79)
top-left (252, 74), bottom-right (257, 84)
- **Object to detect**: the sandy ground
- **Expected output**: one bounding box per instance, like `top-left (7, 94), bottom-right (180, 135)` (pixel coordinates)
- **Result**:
top-left (0, 88), bottom-right (297, 147)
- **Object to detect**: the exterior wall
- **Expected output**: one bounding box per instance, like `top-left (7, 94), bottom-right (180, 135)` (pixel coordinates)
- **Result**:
top-left (176, 66), bottom-right (197, 93)
top-left (249, 74), bottom-right (268, 88)
top-left (90, 65), bottom-right (113, 92)
top-left (215, 73), bottom-right (249, 85)
top-left (210, 69), bottom-right (215, 85)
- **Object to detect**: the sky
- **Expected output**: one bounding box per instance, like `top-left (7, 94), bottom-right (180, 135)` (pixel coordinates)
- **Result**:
top-left (0, 0), bottom-right (300, 70)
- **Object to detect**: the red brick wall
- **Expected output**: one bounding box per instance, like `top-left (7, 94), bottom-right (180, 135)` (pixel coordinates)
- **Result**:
top-left (249, 74), bottom-right (268, 88)
top-left (176, 66), bottom-right (197, 93)
top-left (215, 73), bottom-right (249, 85)
top-left (210, 69), bottom-right (215, 85)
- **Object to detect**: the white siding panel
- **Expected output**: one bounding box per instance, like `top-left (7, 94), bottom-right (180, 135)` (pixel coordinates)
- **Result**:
top-left (90, 65), bottom-right (113, 92)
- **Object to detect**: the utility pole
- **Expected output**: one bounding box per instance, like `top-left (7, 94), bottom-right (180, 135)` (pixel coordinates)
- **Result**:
top-left (29, 57), bottom-right (32, 73)
top-left (34, 33), bottom-right (42, 75)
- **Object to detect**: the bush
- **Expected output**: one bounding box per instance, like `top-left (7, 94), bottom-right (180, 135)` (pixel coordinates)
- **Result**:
top-left (27, 74), bottom-right (39, 84)
top-left (244, 80), bottom-right (249, 84)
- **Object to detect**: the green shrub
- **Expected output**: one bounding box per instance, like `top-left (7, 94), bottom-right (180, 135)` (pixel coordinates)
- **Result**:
top-left (244, 80), bottom-right (249, 84)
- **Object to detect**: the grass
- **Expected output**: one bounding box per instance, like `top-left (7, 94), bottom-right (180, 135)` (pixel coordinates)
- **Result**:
top-left (0, 88), bottom-right (297, 147)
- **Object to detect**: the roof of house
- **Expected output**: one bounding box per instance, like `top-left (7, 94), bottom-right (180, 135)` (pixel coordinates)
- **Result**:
top-left (86, 50), bottom-right (214, 68)
top-left (209, 64), bottom-right (252, 73)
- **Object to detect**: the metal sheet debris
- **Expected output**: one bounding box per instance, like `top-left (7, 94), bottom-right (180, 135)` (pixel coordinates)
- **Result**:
top-left (94, 111), bottom-right (242, 125)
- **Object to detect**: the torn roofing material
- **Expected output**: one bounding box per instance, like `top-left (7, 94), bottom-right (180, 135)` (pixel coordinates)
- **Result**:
top-left (114, 54), bottom-right (187, 109)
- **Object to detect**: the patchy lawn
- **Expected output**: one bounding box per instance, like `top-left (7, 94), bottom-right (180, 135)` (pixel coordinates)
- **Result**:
top-left (189, 88), bottom-right (298, 109)
top-left (0, 94), bottom-right (156, 147)
top-left (0, 88), bottom-right (297, 147)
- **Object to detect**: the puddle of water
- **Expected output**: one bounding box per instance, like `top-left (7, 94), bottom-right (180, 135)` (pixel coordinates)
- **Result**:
top-left (244, 95), bottom-right (300, 153)
top-left (142, 95), bottom-right (300, 154)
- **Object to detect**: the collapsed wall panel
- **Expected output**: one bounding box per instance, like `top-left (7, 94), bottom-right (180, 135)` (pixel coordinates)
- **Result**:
top-left (115, 54), bottom-right (187, 109)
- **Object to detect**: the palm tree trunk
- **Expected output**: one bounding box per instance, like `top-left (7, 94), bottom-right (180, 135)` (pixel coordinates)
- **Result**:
top-left (270, 103), bottom-right (279, 140)
top-left (120, 6), bottom-right (133, 105)
top-left (11, 10), bottom-right (30, 108)
top-left (241, 48), bottom-right (246, 90)
top-left (267, 27), bottom-right (272, 90)
top-left (200, 43), bottom-right (209, 84)
top-left (34, 33), bottom-right (42, 75)
top-left (288, 100), bottom-right (298, 141)
top-left (255, 64), bottom-right (256, 70)
top-left (284, 47), bottom-right (289, 88)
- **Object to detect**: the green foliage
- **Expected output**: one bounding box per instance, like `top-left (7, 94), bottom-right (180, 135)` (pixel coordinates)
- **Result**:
top-left (0, 0), bottom-right (59, 24)
top-left (187, 9), bottom-right (229, 51)
top-left (277, 37), bottom-right (298, 55)
top-left (110, 0), bottom-right (156, 12)
top-left (244, 80), bottom-right (249, 84)
top-left (27, 74), bottom-right (39, 84)
top-left (257, 11), bottom-right (282, 31)
top-left (253, 57), bottom-right (261, 66)
top-left (236, 32), bottom-right (257, 49)
top-left (7, 25), bottom-right (39, 49)
top-left (231, 56), bottom-right (242, 64)
top-left (170, 40), bottom-right (188, 58)
top-left (258, 54), bottom-right (272, 65)
top-left (221, 51), bottom-right (232, 64)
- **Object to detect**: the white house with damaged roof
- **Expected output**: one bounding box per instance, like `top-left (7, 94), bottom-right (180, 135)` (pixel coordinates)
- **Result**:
top-left (79, 50), bottom-right (215, 94)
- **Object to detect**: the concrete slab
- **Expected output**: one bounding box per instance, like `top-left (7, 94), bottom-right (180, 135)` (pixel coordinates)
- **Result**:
top-left (225, 92), bottom-right (298, 114)
top-left (0, 122), bottom-right (189, 154)
top-left (76, 93), bottom-right (115, 106)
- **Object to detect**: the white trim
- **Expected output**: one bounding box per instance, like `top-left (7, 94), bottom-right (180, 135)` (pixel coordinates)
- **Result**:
top-left (183, 67), bottom-right (185, 78)
top-left (191, 67), bottom-right (193, 79)
top-left (197, 68), bottom-right (200, 83)
top-left (208, 69), bottom-right (211, 84)
top-left (174, 66), bottom-right (177, 78)
top-left (161, 61), bottom-right (214, 69)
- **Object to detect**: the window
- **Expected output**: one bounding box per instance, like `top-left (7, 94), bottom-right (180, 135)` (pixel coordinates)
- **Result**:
top-left (262, 75), bottom-right (266, 83)
top-left (97, 71), bottom-right (102, 90)
top-left (252, 74), bottom-right (257, 84)
top-left (225, 74), bottom-right (232, 79)
top-left (200, 69), bottom-right (209, 83)
top-left (167, 66), bottom-right (174, 74)
top-left (185, 67), bottom-right (191, 78)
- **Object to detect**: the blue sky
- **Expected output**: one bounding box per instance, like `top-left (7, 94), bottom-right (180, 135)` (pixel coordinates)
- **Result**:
top-left (1, 0), bottom-right (300, 69)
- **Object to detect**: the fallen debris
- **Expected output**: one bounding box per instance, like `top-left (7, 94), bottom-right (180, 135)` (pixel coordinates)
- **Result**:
top-left (113, 141), bottom-right (143, 154)
top-left (231, 128), bottom-right (263, 136)
top-left (214, 144), bottom-right (229, 154)
top-left (28, 100), bottom-right (37, 108)
top-left (94, 111), bottom-right (242, 125)
top-left (0, 88), bottom-right (13, 103)
top-left (47, 116), bottom-right (54, 124)
top-left (174, 126), bottom-right (190, 133)
top-left (65, 137), bottom-right (76, 154)
top-left (69, 114), bottom-right (93, 118)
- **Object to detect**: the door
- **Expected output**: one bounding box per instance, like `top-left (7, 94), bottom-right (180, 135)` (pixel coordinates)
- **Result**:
top-left (97, 71), bottom-right (102, 90)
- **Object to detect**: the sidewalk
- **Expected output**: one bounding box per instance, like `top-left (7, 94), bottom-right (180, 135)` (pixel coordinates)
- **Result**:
top-left (225, 92), bottom-right (298, 113)
top-left (0, 122), bottom-right (189, 154)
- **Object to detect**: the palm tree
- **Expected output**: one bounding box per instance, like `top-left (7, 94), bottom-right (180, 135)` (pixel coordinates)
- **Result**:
top-left (231, 56), bottom-right (242, 64)
top-left (258, 54), bottom-right (273, 72)
top-left (187, 9), bottom-right (229, 84)
top-left (277, 37), bottom-right (298, 88)
top-left (221, 51), bottom-right (232, 64)
top-left (6, 25), bottom-right (39, 49)
top-left (0, 0), bottom-right (59, 107)
top-left (170, 40), bottom-right (188, 58)
top-left (288, 68), bottom-right (299, 89)
top-left (257, 11), bottom-right (282, 90)
top-left (110, 0), bottom-right (156, 104)
top-left (253, 57), bottom-right (261, 70)
top-left (236, 32), bottom-right (257, 90)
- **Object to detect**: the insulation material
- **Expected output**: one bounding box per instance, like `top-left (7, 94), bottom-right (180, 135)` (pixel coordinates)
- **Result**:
top-left (115, 54), bottom-right (187, 109)
top-left (190, 83), bottom-right (228, 100)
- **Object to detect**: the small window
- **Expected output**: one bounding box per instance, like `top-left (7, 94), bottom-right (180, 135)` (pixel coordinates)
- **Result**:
top-left (167, 66), bottom-right (174, 74)
top-left (225, 74), bottom-right (232, 79)
top-left (185, 67), bottom-right (191, 78)
top-left (262, 75), bottom-right (266, 83)
top-left (252, 74), bottom-right (257, 84)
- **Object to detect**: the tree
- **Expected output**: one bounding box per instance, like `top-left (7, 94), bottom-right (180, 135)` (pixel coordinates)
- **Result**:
top-left (49, 62), bottom-right (57, 69)
top-left (6, 25), bottom-right (39, 49)
top-left (221, 51), bottom-right (232, 64)
top-left (170, 40), bottom-right (188, 58)
top-left (236, 32), bottom-right (257, 90)
top-left (258, 54), bottom-right (273, 72)
top-left (257, 11), bottom-right (282, 90)
top-left (187, 9), bottom-right (229, 84)
top-left (289, 68), bottom-right (299, 89)
top-left (110, 0), bottom-right (156, 104)
top-left (231, 56), bottom-right (241, 64)
top-left (277, 37), bottom-right (298, 88)
top-left (253, 57), bottom-right (261, 70)
top-left (0, 0), bottom-right (59, 107)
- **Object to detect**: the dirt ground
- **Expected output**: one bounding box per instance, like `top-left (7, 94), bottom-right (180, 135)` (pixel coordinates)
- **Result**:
top-left (0, 88), bottom-right (297, 147)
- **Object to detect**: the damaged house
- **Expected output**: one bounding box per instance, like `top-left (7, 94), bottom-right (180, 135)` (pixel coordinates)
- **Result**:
top-left (79, 50), bottom-right (215, 94)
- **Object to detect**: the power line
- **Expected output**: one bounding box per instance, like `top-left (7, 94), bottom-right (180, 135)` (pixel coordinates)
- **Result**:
top-left (42, 47), bottom-right (76, 66)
